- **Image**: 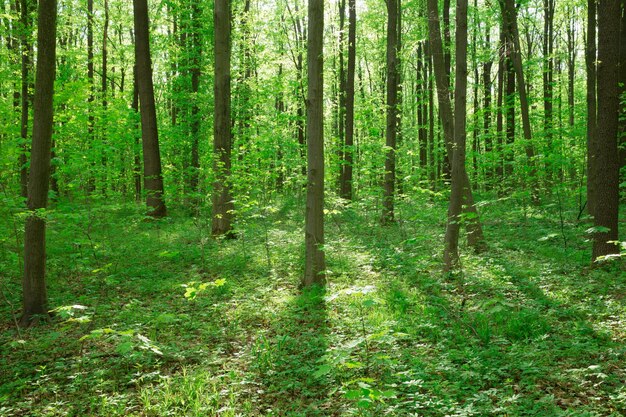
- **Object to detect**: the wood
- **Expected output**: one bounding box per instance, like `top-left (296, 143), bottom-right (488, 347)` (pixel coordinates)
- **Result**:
top-left (586, 0), bottom-right (597, 217)
top-left (340, 0), bottom-right (356, 200)
top-left (133, 0), bottom-right (167, 217)
top-left (212, 0), bottom-right (234, 236)
top-left (21, 0), bottom-right (57, 326)
top-left (303, 0), bottom-right (326, 286)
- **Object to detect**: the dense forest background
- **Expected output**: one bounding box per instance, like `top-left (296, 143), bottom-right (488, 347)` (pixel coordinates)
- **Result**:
top-left (0, 0), bottom-right (625, 415)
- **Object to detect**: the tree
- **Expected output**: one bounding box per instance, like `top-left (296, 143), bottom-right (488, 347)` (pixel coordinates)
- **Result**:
top-left (18, 0), bottom-right (33, 199)
top-left (303, 0), bottom-right (326, 286)
top-left (443, 0), bottom-right (469, 270)
top-left (21, 0), bottom-right (57, 326)
top-left (339, 0), bottom-right (356, 200)
top-left (586, 0), bottom-right (597, 218)
top-left (590, 0), bottom-right (620, 261)
top-left (212, 0), bottom-right (234, 236)
top-left (427, 0), bottom-right (486, 252)
top-left (382, 0), bottom-right (399, 224)
top-left (133, 0), bottom-right (167, 217)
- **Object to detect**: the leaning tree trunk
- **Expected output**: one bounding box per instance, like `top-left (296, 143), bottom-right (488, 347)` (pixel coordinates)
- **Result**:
top-left (591, 0), bottom-right (620, 261)
top-left (443, 0), bottom-right (469, 270)
top-left (133, 0), bottom-right (167, 217)
top-left (212, 0), bottom-right (234, 236)
top-left (382, 0), bottom-right (399, 224)
top-left (21, 0), bottom-right (57, 327)
top-left (427, 0), bottom-right (487, 252)
top-left (303, 0), bottom-right (326, 286)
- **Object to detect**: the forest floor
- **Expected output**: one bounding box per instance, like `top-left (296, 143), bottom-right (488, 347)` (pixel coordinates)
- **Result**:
top-left (1, 191), bottom-right (625, 416)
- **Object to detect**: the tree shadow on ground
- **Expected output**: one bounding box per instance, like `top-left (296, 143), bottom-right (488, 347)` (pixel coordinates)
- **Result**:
top-left (250, 285), bottom-right (331, 416)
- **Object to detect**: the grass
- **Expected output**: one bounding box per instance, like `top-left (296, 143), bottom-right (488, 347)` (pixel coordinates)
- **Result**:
top-left (1, 190), bottom-right (625, 416)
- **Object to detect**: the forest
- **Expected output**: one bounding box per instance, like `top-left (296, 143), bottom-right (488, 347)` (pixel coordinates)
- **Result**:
top-left (0, 0), bottom-right (625, 415)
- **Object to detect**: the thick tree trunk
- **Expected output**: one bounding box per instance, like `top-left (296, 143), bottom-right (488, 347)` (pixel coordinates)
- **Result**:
top-left (21, 0), bottom-right (57, 327)
top-left (427, 0), bottom-right (486, 251)
top-left (618, 1), bottom-right (625, 183)
top-left (382, 0), bottom-right (399, 224)
top-left (212, 0), bottom-right (234, 236)
top-left (303, 0), bottom-right (326, 286)
top-left (133, 0), bottom-right (167, 217)
top-left (340, 0), bottom-right (356, 200)
top-left (591, 0), bottom-right (620, 260)
top-left (586, 0), bottom-right (597, 217)
top-left (444, 0), bottom-right (469, 271)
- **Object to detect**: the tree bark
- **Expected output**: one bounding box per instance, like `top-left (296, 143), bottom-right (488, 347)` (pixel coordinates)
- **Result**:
top-left (427, 0), bottom-right (486, 251)
top-left (382, 0), bottom-right (399, 224)
top-left (189, 2), bottom-right (201, 195)
top-left (586, 0), bottom-right (597, 217)
top-left (133, 0), bottom-right (167, 217)
top-left (19, 0), bottom-right (32, 199)
top-left (303, 0), bottom-right (326, 286)
top-left (542, 0), bottom-right (555, 183)
top-left (444, 0), bottom-right (469, 270)
top-left (500, 0), bottom-right (538, 201)
top-left (340, 0), bottom-right (356, 200)
top-left (21, 0), bottom-right (57, 327)
top-left (591, 0), bottom-right (620, 261)
top-left (212, 0), bottom-right (234, 236)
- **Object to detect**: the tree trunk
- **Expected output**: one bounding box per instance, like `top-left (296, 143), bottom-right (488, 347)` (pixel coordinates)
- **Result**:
top-left (542, 0), bottom-right (554, 183)
top-left (504, 41), bottom-right (515, 177)
top-left (303, 0), bottom-right (326, 286)
top-left (586, 0), bottom-right (597, 217)
top-left (501, 0), bottom-right (538, 201)
top-left (21, 0), bottom-right (57, 327)
top-left (496, 27), bottom-right (505, 180)
top-left (212, 0), bottom-right (234, 236)
top-left (483, 24), bottom-right (493, 186)
top-left (618, 0), bottom-right (625, 184)
top-left (591, 0), bottom-right (620, 260)
top-left (19, 0), bottom-right (32, 199)
top-left (340, 0), bottom-right (356, 200)
top-left (87, 0), bottom-right (95, 193)
top-left (444, 0), bottom-right (469, 271)
top-left (382, 0), bottom-right (399, 224)
top-left (132, 64), bottom-right (142, 202)
top-left (133, 0), bottom-right (167, 217)
top-left (427, 0), bottom-right (486, 251)
top-left (189, 2), bottom-right (201, 195)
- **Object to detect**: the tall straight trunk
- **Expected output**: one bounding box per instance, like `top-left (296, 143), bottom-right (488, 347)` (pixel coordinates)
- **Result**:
top-left (501, 0), bottom-right (538, 200)
top-left (189, 3), bottom-right (201, 194)
top-left (444, 0), bottom-right (469, 270)
top-left (212, 0), bottom-right (234, 236)
top-left (427, 0), bottom-right (486, 251)
top-left (87, 0), bottom-right (95, 192)
top-left (443, 0), bottom-right (452, 85)
top-left (586, 0), bottom-right (597, 217)
top-left (337, 0), bottom-right (346, 192)
top-left (591, 0), bottom-right (620, 260)
top-left (543, 0), bottom-right (555, 182)
top-left (483, 24), bottom-right (493, 185)
top-left (418, 42), bottom-right (428, 169)
top-left (340, 0), bottom-right (356, 199)
top-left (504, 44), bottom-right (515, 177)
top-left (382, 0), bottom-right (399, 224)
top-left (132, 64), bottom-right (141, 202)
top-left (133, 0), bottom-right (167, 217)
top-left (618, 0), bottom-right (625, 180)
top-left (566, 7), bottom-right (576, 129)
top-left (303, 0), bottom-right (326, 286)
top-left (21, 0), bottom-right (57, 327)
top-left (427, 41), bottom-right (436, 186)
top-left (101, 0), bottom-right (109, 190)
top-left (496, 27), bottom-right (505, 180)
top-left (19, 0), bottom-right (32, 199)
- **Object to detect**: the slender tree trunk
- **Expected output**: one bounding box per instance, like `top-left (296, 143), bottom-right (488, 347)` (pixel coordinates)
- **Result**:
top-left (303, 0), bottom-right (326, 286)
top-left (189, 3), bottom-right (201, 195)
top-left (340, 0), bottom-right (356, 200)
top-left (444, 0), bottom-right (469, 271)
top-left (382, 0), bottom-right (399, 224)
top-left (87, 0), bottom-right (95, 192)
top-left (586, 0), bottom-right (597, 217)
top-left (501, 0), bottom-right (538, 201)
top-left (543, 0), bottom-right (555, 183)
top-left (132, 64), bottom-right (141, 202)
top-left (133, 0), bottom-right (167, 217)
top-left (21, 0), bottom-right (56, 327)
top-left (591, 0), bottom-right (620, 260)
top-left (427, 0), bottom-right (486, 251)
top-left (418, 42), bottom-right (428, 170)
top-left (212, 0), bottom-right (234, 236)
top-left (427, 41), bottom-right (436, 186)
top-left (496, 27), bottom-right (505, 180)
top-left (101, 0), bottom-right (109, 191)
top-left (504, 42), bottom-right (515, 177)
top-left (19, 0), bottom-right (32, 199)
top-left (483, 24), bottom-right (493, 186)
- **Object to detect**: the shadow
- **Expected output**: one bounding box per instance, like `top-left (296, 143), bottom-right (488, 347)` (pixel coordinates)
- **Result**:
top-left (251, 285), bottom-right (330, 416)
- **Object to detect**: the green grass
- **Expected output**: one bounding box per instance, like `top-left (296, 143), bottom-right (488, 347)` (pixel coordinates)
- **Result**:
top-left (1, 192), bottom-right (625, 416)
